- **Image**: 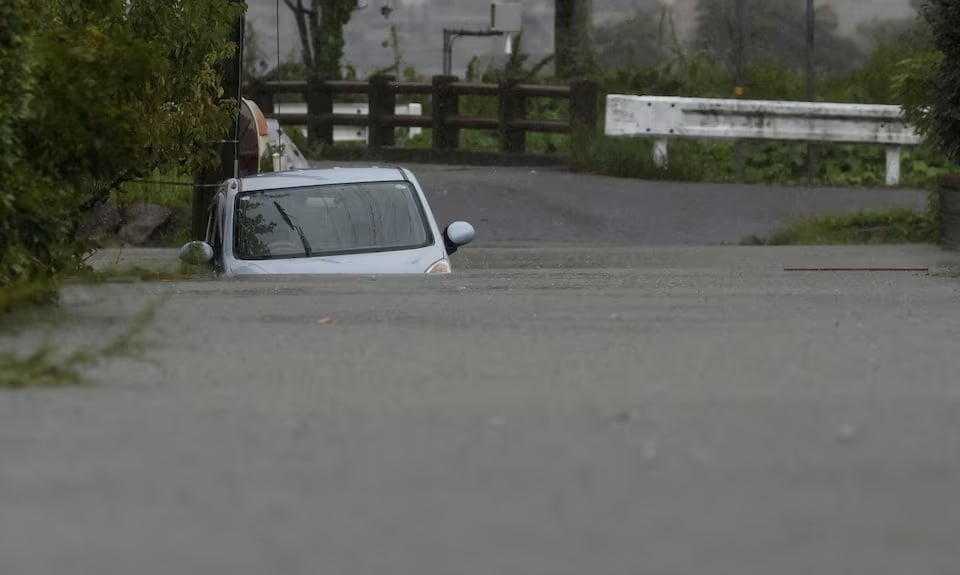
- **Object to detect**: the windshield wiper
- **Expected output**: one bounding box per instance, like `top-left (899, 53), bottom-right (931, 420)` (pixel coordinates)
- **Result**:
top-left (272, 201), bottom-right (313, 257)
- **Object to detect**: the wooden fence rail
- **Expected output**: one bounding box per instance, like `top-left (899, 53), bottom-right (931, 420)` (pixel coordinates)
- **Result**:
top-left (244, 75), bottom-right (598, 159)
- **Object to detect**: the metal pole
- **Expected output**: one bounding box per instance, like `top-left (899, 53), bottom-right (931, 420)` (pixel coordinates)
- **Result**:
top-left (806, 0), bottom-right (816, 184)
top-left (442, 28), bottom-right (504, 77)
top-left (193, 0), bottom-right (245, 240)
top-left (734, 0), bottom-right (745, 180)
top-left (443, 29), bottom-right (453, 76)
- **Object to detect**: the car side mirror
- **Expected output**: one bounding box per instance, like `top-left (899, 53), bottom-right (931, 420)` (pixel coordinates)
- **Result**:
top-left (179, 241), bottom-right (214, 265)
top-left (443, 221), bottom-right (475, 255)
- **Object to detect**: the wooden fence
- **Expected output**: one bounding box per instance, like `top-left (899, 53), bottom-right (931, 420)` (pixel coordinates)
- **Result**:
top-left (245, 75), bottom-right (598, 161)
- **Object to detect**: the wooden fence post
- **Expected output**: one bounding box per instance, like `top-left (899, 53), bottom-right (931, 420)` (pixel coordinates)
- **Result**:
top-left (432, 75), bottom-right (460, 150)
top-left (568, 78), bottom-right (598, 162)
top-left (307, 76), bottom-right (333, 149)
top-left (940, 175), bottom-right (960, 250)
top-left (368, 74), bottom-right (396, 149)
top-left (498, 79), bottom-right (526, 153)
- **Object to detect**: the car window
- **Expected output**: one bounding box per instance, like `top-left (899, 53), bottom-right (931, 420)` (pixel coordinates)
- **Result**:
top-left (233, 181), bottom-right (432, 260)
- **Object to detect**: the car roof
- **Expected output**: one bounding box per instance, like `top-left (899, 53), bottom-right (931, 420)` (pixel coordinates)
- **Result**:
top-left (238, 167), bottom-right (409, 192)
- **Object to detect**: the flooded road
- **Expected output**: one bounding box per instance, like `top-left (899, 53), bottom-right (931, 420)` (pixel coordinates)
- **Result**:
top-left (2, 244), bottom-right (960, 575)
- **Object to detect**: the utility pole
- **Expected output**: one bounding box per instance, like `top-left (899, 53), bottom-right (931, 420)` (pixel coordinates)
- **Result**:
top-left (733, 0), bottom-right (745, 180)
top-left (192, 0), bottom-right (245, 240)
top-left (443, 3), bottom-right (521, 77)
top-left (805, 0), bottom-right (816, 184)
top-left (443, 28), bottom-right (505, 77)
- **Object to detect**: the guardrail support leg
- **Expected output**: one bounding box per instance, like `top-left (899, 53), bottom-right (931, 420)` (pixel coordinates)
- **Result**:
top-left (653, 139), bottom-right (669, 169)
top-left (885, 147), bottom-right (902, 187)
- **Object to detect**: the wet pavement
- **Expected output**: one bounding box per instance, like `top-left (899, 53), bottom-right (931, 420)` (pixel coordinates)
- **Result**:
top-left (2, 244), bottom-right (960, 575)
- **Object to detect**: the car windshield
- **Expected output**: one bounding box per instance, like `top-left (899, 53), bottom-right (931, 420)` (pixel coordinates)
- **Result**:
top-left (233, 181), bottom-right (432, 260)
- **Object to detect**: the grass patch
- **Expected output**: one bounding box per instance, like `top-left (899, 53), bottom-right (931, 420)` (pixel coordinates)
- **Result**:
top-left (567, 136), bottom-right (954, 189)
top-left (0, 296), bottom-right (164, 389)
top-left (0, 281), bottom-right (60, 314)
top-left (571, 136), bottom-right (727, 181)
top-left (70, 264), bottom-right (209, 284)
top-left (742, 202), bottom-right (940, 246)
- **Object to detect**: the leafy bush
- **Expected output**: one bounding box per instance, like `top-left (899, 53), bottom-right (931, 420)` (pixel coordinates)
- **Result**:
top-left (747, 203), bottom-right (940, 246)
top-left (916, 0), bottom-right (960, 163)
top-left (571, 137), bottom-right (729, 181)
top-left (0, 0), bottom-right (243, 305)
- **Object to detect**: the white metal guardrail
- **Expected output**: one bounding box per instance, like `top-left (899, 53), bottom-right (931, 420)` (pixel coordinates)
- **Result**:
top-left (274, 102), bottom-right (423, 144)
top-left (604, 95), bottom-right (922, 186)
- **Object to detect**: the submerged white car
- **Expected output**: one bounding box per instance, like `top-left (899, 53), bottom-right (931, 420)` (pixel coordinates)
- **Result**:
top-left (179, 167), bottom-right (475, 276)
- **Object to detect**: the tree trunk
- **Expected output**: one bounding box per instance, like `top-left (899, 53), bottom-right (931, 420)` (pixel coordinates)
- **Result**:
top-left (284, 0), bottom-right (355, 81)
top-left (554, 0), bottom-right (594, 78)
top-left (312, 0), bottom-right (353, 80)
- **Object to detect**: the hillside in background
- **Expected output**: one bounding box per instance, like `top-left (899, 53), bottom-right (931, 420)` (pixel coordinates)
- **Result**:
top-left (246, 0), bottom-right (917, 77)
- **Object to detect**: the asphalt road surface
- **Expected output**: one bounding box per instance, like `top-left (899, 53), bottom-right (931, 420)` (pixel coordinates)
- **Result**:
top-left (2, 244), bottom-right (960, 575)
top-left (309, 162), bottom-right (931, 245)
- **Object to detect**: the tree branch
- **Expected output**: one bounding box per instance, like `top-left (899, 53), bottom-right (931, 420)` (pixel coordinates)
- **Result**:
top-left (80, 168), bottom-right (146, 213)
top-left (283, 0), bottom-right (314, 71)
top-left (282, 0), bottom-right (313, 16)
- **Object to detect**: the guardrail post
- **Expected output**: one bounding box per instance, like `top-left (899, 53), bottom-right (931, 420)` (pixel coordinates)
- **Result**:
top-left (885, 147), bottom-right (902, 187)
top-left (498, 79), bottom-right (526, 153)
top-left (368, 74), bottom-right (396, 149)
top-left (653, 139), bottom-right (669, 169)
top-left (569, 78), bottom-right (598, 161)
top-left (432, 75), bottom-right (459, 149)
top-left (307, 76), bottom-right (333, 149)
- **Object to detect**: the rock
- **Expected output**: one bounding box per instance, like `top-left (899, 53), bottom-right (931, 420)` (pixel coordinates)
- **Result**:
top-left (138, 206), bottom-right (187, 247)
top-left (119, 203), bottom-right (174, 245)
top-left (76, 201), bottom-right (122, 243)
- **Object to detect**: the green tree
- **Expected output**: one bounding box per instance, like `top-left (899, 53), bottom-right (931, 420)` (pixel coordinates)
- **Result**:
top-left (594, 7), bottom-right (678, 71)
top-left (915, 0), bottom-right (960, 162)
top-left (1, 0), bottom-right (244, 293)
top-left (695, 0), bottom-right (863, 76)
top-left (0, 0), bottom-right (59, 293)
top-left (555, 0), bottom-right (595, 78)
top-left (26, 0), bottom-right (242, 201)
top-left (284, 0), bottom-right (385, 80)
top-left (839, 13), bottom-right (933, 104)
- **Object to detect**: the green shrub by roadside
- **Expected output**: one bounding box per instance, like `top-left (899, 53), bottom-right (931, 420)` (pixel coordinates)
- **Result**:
top-left (0, 0), bottom-right (242, 307)
top-left (742, 195), bottom-right (941, 246)
top-left (571, 136), bottom-right (954, 190)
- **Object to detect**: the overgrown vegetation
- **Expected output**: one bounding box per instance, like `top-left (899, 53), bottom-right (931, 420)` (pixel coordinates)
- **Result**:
top-left (1, 0), bottom-right (242, 302)
top-left (0, 297), bottom-right (163, 388)
top-left (1, 0), bottom-right (242, 385)
top-left (743, 201), bottom-right (941, 246)
top-left (913, 0), bottom-right (960, 164)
